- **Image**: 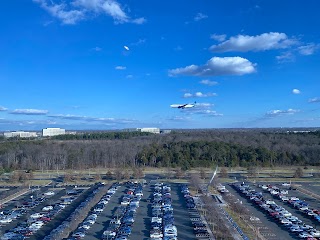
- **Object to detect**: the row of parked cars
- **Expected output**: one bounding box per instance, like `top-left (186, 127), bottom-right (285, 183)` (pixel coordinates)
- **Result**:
top-left (232, 182), bottom-right (320, 239)
top-left (0, 190), bottom-right (62, 240)
top-left (181, 185), bottom-right (210, 238)
top-left (260, 184), bottom-right (320, 224)
top-left (68, 183), bottom-right (120, 239)
top-left (150, 182), bottom-right (177, 240)
top-left (44, 183), bottom-right (105, 240)
top-left (102, 182), bottom-right (143, 240)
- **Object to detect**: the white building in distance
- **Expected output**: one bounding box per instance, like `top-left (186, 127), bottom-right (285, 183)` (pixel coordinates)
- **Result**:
top-left (138, 128), bottom-right (160, 134)
top-left (4, 131), bottom-right (37, 138)
top-left (123, 128), bottom-right (160, 134)
top-left (42, 128), bottom-right (66, 137)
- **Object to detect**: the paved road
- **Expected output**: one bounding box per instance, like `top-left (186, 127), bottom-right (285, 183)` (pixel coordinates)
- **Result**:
top-left (226, 184), bottom-right (296, 240)
top-left (171, 183), bottom-right (197, 240)
top-left (84, 185), bottom-right (126, 240)
top-left (130, 184), bottom-right (151, 240)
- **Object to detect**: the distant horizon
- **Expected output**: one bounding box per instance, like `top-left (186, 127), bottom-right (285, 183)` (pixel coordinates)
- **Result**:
top-left (1, 126), bottom-right (319, 133)
top-left (1, 0), bottom-right (320, 130)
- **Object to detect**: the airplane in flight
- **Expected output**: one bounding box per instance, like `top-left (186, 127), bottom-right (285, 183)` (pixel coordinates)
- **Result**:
top-left (170, 101), bottom-right (196, 109)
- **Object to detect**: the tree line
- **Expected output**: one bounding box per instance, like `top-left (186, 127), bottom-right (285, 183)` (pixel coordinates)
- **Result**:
top-left (0, 129), bottom-right (319, 171)
top-left (51, 131), bottom-right (152, 140)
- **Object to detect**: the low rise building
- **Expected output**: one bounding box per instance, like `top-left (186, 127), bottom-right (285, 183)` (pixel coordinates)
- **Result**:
top-left (4, 131), bottom-right (37, 138)
top-left (42, 128), bottom-right (66, 137)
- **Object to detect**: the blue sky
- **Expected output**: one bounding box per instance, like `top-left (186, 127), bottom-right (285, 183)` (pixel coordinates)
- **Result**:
top-left (1, 0), bottom-right (320, 130)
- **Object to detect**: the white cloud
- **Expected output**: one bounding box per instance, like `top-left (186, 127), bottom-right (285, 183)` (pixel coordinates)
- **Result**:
top-left (210, 34), bottom-right (226, 42)
top-left (210, 32), bottom-right (298, 52)
top-left (199, 79), bottom-right (218, 86)
top-left (48, 114), bottom-right (137, 124)
top-left (266, 108), bottom-right (300, 117)
top-left (131, 17), bottom-right (146, 24)
top-left (93, 46), bottom-right (102, 51)
top-left (298, 43), bottom-right (319, 55)
top-left (33, 0), bottom-right (85, 25)
top-left (182, 103), bottom-right (222, 117)
top-left (174, 46), bottom-right (183, 51)
top-left (292, 89), bottom-right (301, 94)
top-left (167, 116), bottom-right (192, 122)
top-left (276, 51), bottom-right (295, 63)
top-left (115, 66), bottom-right (126, 70)
top-left (308, 97), bottom-right (320, 103)
top-left (11, 109), bottom-right (49, 115)
top-left (194, 13), bottom-right (208, 21)
top-left (131, 38), bottom-right (146, 46)
top-left (0, 106), bottom-right (7, 111)
top-left (34, 0), bottom-right (145, 25)
top-left (169, 57), bottom-right (256, 77)
top-left (126, 75), bottom-right (133, 79)
top-left (183, 92), bottom-right (217, 98)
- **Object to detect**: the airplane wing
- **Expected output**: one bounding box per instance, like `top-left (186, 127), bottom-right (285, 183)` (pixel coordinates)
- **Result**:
top-left (178, 104), bottom-right (188, 109)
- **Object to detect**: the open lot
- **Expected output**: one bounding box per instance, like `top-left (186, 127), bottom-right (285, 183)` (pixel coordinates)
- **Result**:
top-left (225, 184), bottom-right (293, 240)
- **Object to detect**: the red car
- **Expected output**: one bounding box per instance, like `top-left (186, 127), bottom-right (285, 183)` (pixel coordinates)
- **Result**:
top-left (40, 216), bottom-right (51, 222)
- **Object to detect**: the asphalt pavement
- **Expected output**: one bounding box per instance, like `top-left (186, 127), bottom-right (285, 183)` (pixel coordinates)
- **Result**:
top-left (84, 185), bottom-right (126, 240)
top-left (226, 184), bottom-right (295, 240)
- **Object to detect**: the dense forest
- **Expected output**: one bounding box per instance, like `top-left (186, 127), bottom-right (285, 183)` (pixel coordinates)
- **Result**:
top-left (0, 129), bottom-right (319, 171)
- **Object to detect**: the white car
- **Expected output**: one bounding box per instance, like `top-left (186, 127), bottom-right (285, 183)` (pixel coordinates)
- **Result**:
top-left (94, 208), bottom-right (104, 213)
top-left (79, 224), bottom-right (91, 230)
top-left (44, 191), bottom-right (55, 196)
top-left (150, 231), bottom-right (163, 238)
top-left (282, 183), bottom-right (291, 186)
top-left (31, 221), bottom-right (44, 227)
top-left (152, 217), bottom-right (162, 224)
top-left (0, 218), bottom-right (13, 224)
top-left (84, 219), bottom-right (95, 225)
top-left (309, 230), bottom-right (320, 237)
top-left (72, 232), bottom-right (85, 238)
top-left (42, 206), bottom-right (53, 211)
top-left (30, 213), bottom-right (44, 219)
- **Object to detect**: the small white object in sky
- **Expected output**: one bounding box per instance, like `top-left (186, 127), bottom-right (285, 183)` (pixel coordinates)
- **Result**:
top-left (124, 46), bottom-right (130, 51)
top-left (292, 89), bottom-right (301, 94)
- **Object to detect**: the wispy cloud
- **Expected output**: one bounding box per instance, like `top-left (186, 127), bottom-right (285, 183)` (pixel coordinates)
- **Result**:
top-left (33, 0), bottom-right (85, 25)
top-left (126, 74), bottom-right (133, 79)
top-left (210, 32), bottom-right (298, 52)
top-left (174, 46), bottom-right (183, 51)
top-left (183, 103), bottom-right (223, 117)
top-left (48, 114), bottom-right (137, 124)
top-left (131, 38), bottom-right (146, 46)
top-left (210, 34), bottom-right (226, 42)
top-left (115, 66), bottom-right (126, 70)
top-left (308, 97), bottom-right (320, 103)
top-left (0, 118), bottom-right (57, 126)
top-left (166, 116), bottom-right (192, 122)
top-left (276, 51), bottom-right (295, 63)
top-left (194, 13), bottom-right (208, 21)
top-left (0, 106), bottom-right (8, 111)
top-left (183, 92), bottom-right (217, 98)
top-left (266, 108), bottom-right (300, 117)
top-left (199, 79), bottom-right (218, 86)
top-left (292, 89), bottom-right (301, 94)
top-left (34, 0), bottom-right (146, 25)
top-left (10, 109), bottom-right (49, 115)
top-left (169, 57), bottom-right (256, 77)
top-left (298, 43), bottom-right (319, 55)
top-left (92, 46), bottom-right (102, 52)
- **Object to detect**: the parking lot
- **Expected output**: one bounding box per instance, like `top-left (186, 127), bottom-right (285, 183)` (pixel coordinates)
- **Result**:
top-left (228, 180), bottom-right (320, 240)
